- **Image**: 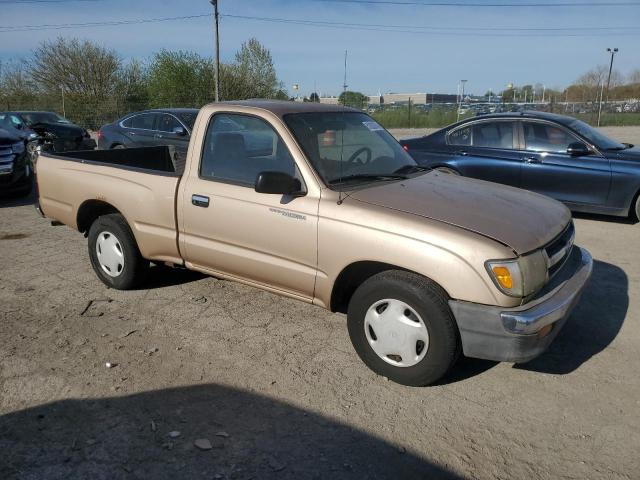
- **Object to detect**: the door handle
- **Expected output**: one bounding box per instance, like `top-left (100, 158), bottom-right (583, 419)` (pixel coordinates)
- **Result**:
top-left (191, 194), bottom-right (209, 208)
top-left (523, 156), bottom-right (541, 164)
top-left (458, 150), bottom-right (468, 156)
top-left (154, 134), bottom-right (163, 139)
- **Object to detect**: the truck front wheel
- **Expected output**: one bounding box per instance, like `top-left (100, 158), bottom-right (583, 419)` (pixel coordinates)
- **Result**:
top-left (347, 271), bottom-right (460, 386)
top-left (87, 213), bottom-right (148, 290)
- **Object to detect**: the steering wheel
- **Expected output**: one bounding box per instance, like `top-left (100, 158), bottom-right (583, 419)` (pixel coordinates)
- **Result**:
top-left (347, 146), bottom-right (372, 165)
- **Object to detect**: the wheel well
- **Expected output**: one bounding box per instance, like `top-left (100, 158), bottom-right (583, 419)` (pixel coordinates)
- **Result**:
top-left (632, 187), bottom-right (640, 220)
top-left (76, 200), bottom-right (120, 235)
top-left (330, 261), bottom-right (410, 314)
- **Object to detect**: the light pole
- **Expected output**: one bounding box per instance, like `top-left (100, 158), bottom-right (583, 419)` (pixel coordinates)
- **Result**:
top-left (210, 0), bottom-right (221, 102)
top-left (598, 47), bottom-right (618, 127)
top-left (457, 79), bottom-right (467, 121)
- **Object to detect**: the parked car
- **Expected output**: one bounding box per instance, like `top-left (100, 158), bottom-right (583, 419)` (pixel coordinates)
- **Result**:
top-left (0, 126), bottom-right (33, 197)
top-left (35, 100), bottom-right (592, 386)
top-left (400, 111), bottom-right (640, 220)
top-left (5, 111), bottom-right (96, 153)
top-left (0, 112), bottom-right (40, 161)
top-left (98, 109), bottom-right (198, 167)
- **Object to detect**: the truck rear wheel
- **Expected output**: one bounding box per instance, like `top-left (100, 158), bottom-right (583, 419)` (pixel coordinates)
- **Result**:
top-left (347, 270), bottom-right (460, 386)
top-left (87, 213), bottom-right (148, 290)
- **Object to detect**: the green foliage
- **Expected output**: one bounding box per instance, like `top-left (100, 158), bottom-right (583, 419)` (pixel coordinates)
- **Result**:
top-left (146, 50), bottom-right (214, 108)
top-left (339, 91), bottom-right (368, 108)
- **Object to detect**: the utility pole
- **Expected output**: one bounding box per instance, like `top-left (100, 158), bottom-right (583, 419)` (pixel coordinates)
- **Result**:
top-left (457, 79), bottom-right (467, 121)
top-left (61, 85), bottom-right (66, 117)
top-left (598, 47), bottom-right (618, 126)
top-left (342, 50), bottom-right (348, 105)
top-left (210, 0), bottom-right (221, 102)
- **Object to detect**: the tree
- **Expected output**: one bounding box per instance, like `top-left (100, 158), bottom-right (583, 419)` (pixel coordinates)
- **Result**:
top-left (146, 50), bottom-right (214, 108)
top-left (309, 92), bottom-right (320, 103)
top-left (0, 60), bottom-right (38, 109)
top-left (339, 91), bottom-right (367, 108)
top-left (232, 38), bottom-right (283, 99)
top-left (628, 69), bottom-right (640, 85)
top-left (29, 38), bottom-right (121, 98)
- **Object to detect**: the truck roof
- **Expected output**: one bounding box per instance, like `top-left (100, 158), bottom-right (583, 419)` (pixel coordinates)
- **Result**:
top-left (214, 99), bottom-right (361, 117)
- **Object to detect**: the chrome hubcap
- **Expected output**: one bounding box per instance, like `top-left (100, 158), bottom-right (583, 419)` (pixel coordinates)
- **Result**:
top-left (96, 231), bottom-right (124, 277)
top-left (364, 299), bottom-right (429, 367)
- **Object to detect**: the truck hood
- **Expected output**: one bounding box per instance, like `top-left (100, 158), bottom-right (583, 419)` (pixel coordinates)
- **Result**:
top-left (349, 172), bottom-right (571, 255)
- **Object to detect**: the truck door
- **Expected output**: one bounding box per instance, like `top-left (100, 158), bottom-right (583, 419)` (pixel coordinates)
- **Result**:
top-left (179, 112), bottom-right (319, 300)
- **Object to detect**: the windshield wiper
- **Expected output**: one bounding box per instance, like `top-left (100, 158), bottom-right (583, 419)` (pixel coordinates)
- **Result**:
top-left (393, 164), bottom-right (431, 174)
top-left (328, 173), bottom-right (407, 185)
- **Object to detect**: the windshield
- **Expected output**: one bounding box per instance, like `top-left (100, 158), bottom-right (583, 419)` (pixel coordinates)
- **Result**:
top-left (20, 112), bottom-right (71, 125)
top-left (567, 119), bottom-right (626, 150)
top-left (284, 112), bottom-right (416, 186)
top-left (176, 111), bottom-right (198, 130)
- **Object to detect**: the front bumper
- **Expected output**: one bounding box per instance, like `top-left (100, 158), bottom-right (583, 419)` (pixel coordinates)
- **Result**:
top-left (449, 246), bottom-right (593, 363)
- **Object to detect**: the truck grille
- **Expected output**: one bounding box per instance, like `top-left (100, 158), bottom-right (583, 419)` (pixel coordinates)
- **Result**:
top-left (545, 222), bottom-right (575, 277)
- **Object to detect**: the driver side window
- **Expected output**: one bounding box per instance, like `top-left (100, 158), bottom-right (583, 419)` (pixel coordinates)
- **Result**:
top-left (522, 122), bottom-right (578, 153)
top-left (200, 113), bottom-right (300, 187)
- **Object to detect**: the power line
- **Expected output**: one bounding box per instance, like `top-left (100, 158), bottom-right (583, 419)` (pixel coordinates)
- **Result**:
top-left (222, 13), bottom-right (639, 32)
top-left (221, 13), bottom-right (640, 36)
top-left (1, 10), bottom-right (639, 37)
top-left (314, 0), bottom-right (640, 6)
top-left (0, 14), bottom-right (212, 32)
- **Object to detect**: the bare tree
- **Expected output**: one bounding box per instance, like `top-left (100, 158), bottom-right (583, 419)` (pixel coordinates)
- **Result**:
top-left (29, 38), bottom-right (121, 98)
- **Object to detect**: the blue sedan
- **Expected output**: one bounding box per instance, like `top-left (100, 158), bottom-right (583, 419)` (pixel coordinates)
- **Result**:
top-left (400, 112), bottom-right (640, 220)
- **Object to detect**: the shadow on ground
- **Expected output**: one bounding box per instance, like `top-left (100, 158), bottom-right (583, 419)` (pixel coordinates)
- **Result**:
top-left (516, 260), bottom-right (628, 375)
top-left (0, 384), bottom-right (462, 480)
top-left (0, 189), bottom-right (35, 209)
top-left (134, 264), bottom-right (207, 290)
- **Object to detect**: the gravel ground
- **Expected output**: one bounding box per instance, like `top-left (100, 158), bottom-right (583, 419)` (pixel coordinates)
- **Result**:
top-left (1, 128), bottom-right (639, 479)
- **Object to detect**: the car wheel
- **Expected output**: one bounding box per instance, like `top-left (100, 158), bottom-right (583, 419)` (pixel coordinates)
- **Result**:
top-left (347, 270), bottom-right (460, 386)
top-left (435, 167), bottom-right (460, 175)
top-left (112, 144), bottom-right (125, 149)
top-left (635, 194), bottom-right (640, 222)
top-left (88, 213), bottom-right (148, 290)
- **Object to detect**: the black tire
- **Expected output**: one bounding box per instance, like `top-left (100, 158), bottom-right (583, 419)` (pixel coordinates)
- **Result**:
top-left (87, 213), bottom-right (148, 289)
top-left (634, 193), bottom-right (640, 222)
top-left (347, 270), bottom-right (460, 386)
top-left (112, 144), bottom-right (125, 149)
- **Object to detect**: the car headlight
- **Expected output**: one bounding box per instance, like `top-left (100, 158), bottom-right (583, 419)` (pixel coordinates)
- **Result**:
top-left (486, 249), bottom-right (548, 298)
top-left (11, 142), bottom-right (25, 154)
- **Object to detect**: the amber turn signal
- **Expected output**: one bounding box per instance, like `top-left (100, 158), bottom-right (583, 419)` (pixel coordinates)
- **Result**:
top-left (491, 266), bottom-right (513, 289)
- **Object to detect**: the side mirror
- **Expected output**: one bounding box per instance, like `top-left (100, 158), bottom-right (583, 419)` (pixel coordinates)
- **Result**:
top-left (172, 126), bottom-right (187, 136)
top-left (255, 171), bottom-right (304, 196)
top-left (567, 142), bottom-right (590, 157)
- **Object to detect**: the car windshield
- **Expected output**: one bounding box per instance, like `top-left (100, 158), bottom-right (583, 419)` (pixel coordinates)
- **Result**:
top-left (284, 112), bottom-right (417, 186)
top-left (566, 119), bottom-right (626, 150)
top-left (20, 112), bottom-right (71, 125)
top-left (176, 111), bottom-right (198, 130)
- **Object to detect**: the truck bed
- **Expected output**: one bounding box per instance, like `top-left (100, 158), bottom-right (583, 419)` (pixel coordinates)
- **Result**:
top-left (36, 146), bottom-right (183, 265)
top-left (52, 145), bottom-right (183, 175)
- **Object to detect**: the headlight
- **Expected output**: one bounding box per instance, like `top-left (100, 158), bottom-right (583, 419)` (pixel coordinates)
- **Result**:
top-left (487, 249), bottom-right (548, 298)
top-left (11, 142), bottom-right (25, 154)
top-left (28, 132), bottom-right (38, 140)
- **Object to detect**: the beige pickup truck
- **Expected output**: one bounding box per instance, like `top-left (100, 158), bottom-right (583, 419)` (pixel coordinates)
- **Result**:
top-left (35, 100), bottom-right (592, 386)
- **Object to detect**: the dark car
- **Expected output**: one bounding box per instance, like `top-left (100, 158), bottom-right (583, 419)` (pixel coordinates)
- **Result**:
top-left (6, 111), bottom-right (96, 153)
top-left (98, 109), bottom-right (198, 164)
top-left (400, 111), bottom-right (640, 220)
top-left (0, 126), bottom-right (33, 197)
top-left (0, 112), bottom-right (40, 161)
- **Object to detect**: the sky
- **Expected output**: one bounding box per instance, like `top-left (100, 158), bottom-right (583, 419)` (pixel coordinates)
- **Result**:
top-left (0, 0), bottom-right (639, 97)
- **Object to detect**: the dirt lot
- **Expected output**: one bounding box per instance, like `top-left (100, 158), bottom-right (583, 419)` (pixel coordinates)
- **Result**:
top-left (1, 128), bottom-right (639, 479)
